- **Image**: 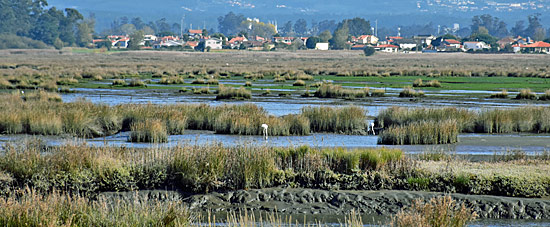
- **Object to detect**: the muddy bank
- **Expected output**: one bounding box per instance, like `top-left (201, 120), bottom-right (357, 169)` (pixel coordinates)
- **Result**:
top-left (99, 188), bottom-right (550, 220)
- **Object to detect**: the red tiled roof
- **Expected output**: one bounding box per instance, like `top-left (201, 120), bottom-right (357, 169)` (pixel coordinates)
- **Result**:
top-left (445, 39), bottom-right (461, 44)
top-left (377, 44), bottom-right (399, 48)
top-left (388, 36), bottom-right (403, 40)
top-left (523, 41), bottom-right (550, 48)
top-left (186, 41), bottom-right (199, 47)
top-left (189, 29), bottom-right (202, 34)
top-left (352, 44), bottom-right (366, 48)
top-left (229, 37), bottom-right (247, 43)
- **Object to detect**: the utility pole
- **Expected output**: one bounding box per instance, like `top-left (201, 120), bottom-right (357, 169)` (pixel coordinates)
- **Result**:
top-left (180, 15), bottom-right (185, 38)
top-left (375, 19), bottom-right (378, 37)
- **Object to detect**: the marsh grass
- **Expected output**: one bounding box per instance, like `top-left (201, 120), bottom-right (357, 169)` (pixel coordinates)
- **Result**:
top-left (293, 79), bottom-right (306, 86)
top-left (516, 88), bottom-right (537, 100)
top-left (399, 87), bottom-right (425, 97)
top-left (376, 106), bottom-right (550, 134)
top-left (216, 85), bottom-right (252, 100)
top-left (128, 78), bottom-right (146, 87)
top-left (390, 196), bottom-right (477, 227)
top-left (412, 79), bottom-right (440, 88)
top-left (489, 89), bottom-right (508, 99)
top-left (112, 79), bottom-right (126, 86)
top-left (314, 84), bottom-right (370, 99)
top-left (159, 76), bottom-right (185, 84)
top-left (0, 188), bottom-right (193, 227)
top-left (371, 89), bottom-right (386, 97)
top-left (128, 119), bottom-right (168, 143)
top-left (539, 90), bottom-right (550, 101)
top-left (378, 120), bottom-right (459, 145)
top-left (301, 106), bottom-right (367, 134)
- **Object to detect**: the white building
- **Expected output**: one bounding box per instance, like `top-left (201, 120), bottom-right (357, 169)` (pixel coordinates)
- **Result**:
top-left (464, 41), bottom-right (490, 50)
top-left (315, 42), bottom-right (329, 50)
top-left (205, 38), bottom-right (222, 50)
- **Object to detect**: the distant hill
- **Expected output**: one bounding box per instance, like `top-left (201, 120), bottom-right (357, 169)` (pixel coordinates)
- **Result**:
top-left (48, 0), bottom-right (550, 33)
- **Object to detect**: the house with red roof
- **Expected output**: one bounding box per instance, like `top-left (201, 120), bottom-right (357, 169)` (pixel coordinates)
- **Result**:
top-left (515, 41), bottom-right (550, 53)
top-left (188, 29), bottom-right (203, 39)
top-left (375, 44), bottom-right (399, 53)
top-left (354, 35), bottom-right (378, 45)
top-left (228, 36), bottom-right (248, 48)
top-left (273, 37), bottom-right (294, 45)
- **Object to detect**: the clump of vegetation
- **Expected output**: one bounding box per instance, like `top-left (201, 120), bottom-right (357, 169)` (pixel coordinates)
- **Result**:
top-left (128, 119), bottom-right (168, 143)
top-left (296, 74), bottom-right (314, 81)
top-left (206, 78), bottom-right (219, 85)
top-left (515, 88), bottom-right (537, 100)
top-left (216, 85), bottom-right (251, 100)
top-left (273, 76), bottom-right (286, 83)
top-left (378, 119), bottom-right (459, 145)
top-left (112, 79), bottom-right (126, 86)
top-left (191, 78), bottom-right (206, 84)
top-left (489, 90), bottom-right (508, 99)
top-left (390, 196), bottom-right (477, 227)
top-left (371, 89), bottom-right (385, 97)
top-left (244, 81), bottom-right (252, 87)
top-left (128, 78), bottom-right (147, 87)
top-left (301, 106), bottom-right (367, 134)
top-left (539, 90), bottom-right (550, 101)
top-left (399, 87), bottom-right (425, 97)
top-left (192, 87), bottom-right (212, 94)
top-left (0, 189), bottom-right (193, 226)
top-left (159, 76), bottom-right (185, 84)
top-left (315, 84), bottom-right (370, 99)
top-left (413, 79), bottom-right (441, 88)
top-left (293, 79), bottom-right (306, 86)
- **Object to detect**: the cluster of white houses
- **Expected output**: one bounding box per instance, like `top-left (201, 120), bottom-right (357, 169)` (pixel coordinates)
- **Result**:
top-left (93, 30), bottom-right (550, 54)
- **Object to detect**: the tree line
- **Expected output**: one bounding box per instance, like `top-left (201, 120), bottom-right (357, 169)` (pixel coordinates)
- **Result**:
top-left (0, 0), bottom-right (94, 49)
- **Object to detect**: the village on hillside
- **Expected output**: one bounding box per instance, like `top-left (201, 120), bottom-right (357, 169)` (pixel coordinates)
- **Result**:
top-left (93, 29), bottom-right (550, 54)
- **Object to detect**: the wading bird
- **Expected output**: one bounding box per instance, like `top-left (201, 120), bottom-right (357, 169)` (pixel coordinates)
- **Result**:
top-left (370, 122), bottom-right (376, 135)
top-left (261, 124), bottom-right (268, 140)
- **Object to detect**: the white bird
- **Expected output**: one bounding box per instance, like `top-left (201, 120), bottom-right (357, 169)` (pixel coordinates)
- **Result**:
top-left (370, 122), bottom-right (376, 135)
top-left (261, 124), bottom-right (268, 140)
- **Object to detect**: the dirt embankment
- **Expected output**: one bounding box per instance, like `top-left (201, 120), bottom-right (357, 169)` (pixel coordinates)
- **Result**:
top-left (100, 188), bottom-right (550, 220)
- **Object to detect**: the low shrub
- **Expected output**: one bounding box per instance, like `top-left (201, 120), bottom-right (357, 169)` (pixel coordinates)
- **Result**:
top-left (127, 78), bottom-right (146, 87)
top-left (216, 85), bottom-right (251, 100)
top-left (293, 80), bottom-right (306, 86)
top-left (539, 90), bottom-right (550, 101)
top-left (399, 87), bottom-right (425, 97)
top-left (515, 89), bottom-right (536, 100)
top-left (378, 119), bottom-right (459, 145)
top-left (489, 90), bottom-right (508, 99)
top-left (112, 79), bottom-right (126, 86)
top-left (390, 196), bottom-right (477, 227)
top-left (314, 84), bottom-right (369, 99)
top-left (159, 76), bottom-right (185, 84)
top-left (128, 119), bottom-right (168, 143)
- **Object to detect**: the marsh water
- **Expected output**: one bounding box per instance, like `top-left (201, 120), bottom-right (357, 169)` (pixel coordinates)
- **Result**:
top-left (3, 87), bottom-right (550, 226)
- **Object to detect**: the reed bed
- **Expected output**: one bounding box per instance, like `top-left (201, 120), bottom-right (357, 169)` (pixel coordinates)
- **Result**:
top-left (159, 76), bottom-right (185, 84)
top-left (301, 106), bottom-right (367, 134)
top-left (412, 79), bottom-right (441, 88)
top-left (128, 119), bottom-right (168, 143)
top-left (378, 120), bottom-right (459, 145)
top-left (399, 87), bottom-right (425, 97)
top-left (376, 106), bottom-right (550, 144)
top-left (377, 106), bottom-right (550, 134)
top-left (390, 196), bottom-right (477, 227)
top-left (489, 89), bottom-right (508, 98)
top-left (0, 92), bottom-right (369, 139)
top-left (314, 84), bottom-right (370, 99)
top-left (539, 90), bottom-right (550, 101)
top-left (515, 88), bottom-right (537, 100)
top-left (0, 188), bottom-right (192, 227)
top-left (216, 85), bottom-right (252, 100)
